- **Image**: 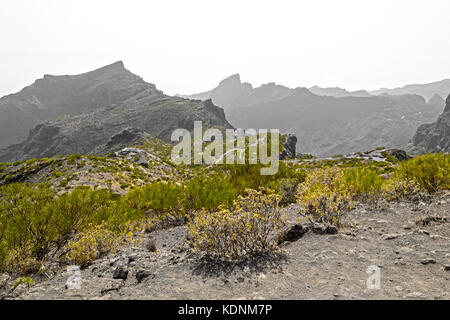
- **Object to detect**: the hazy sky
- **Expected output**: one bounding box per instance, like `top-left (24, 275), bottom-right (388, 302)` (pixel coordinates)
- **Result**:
top-left (1, 0), bottom-right (449, 96)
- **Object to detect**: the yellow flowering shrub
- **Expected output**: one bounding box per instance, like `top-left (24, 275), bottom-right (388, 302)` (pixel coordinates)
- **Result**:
top-left (3, 246), bottom-right (42, 275)
top-left (296, 167), bottom-right (352, 228)
top-left (66, 223), bottom-right (133, 267)
top-left (382, 177), bottom-right (421, 201)
top-left (187, 188), bottom-right (285, 260)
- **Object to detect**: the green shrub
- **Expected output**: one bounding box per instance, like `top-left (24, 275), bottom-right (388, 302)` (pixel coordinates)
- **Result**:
top-left (296, 167), bottom-right (352, 227)
top-left (382, 176), bottom-right (421, 201)
top-left (394, 153), bottom-right (449, 193)
top-left (0, 184), bottom-right (143, 273)
top-left (343, 168), bottom-right (384, 202)
top-left (0, 183), bottom-right (59, 264)
top-left (184, 175), bottom-right (237, 211)
top-left (13, 277), bottom-right (35, 290)
top-left (66, 223), bottom-right (132, 267)
top-left (225, 162), bottom-right (305, 196)
top-left (124, 182), bottom-right (184, 215)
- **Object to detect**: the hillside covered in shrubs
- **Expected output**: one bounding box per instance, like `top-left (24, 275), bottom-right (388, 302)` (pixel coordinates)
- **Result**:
top-left (0, 149), bottom-right (448, 278)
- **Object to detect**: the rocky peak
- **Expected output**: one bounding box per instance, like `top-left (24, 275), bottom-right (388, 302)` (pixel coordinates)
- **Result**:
top-left (0, 61), bottom-right (166, 148)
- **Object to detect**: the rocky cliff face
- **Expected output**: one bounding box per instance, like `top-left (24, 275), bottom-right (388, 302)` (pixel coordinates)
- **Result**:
top-left (411, 93), bottom-right (450, 153)
top-left (0, 64), bottom-right (233, 162)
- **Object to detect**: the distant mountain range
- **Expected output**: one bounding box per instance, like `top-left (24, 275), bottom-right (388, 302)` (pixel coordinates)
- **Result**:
top-left (308, 86), bottom-right (372, 98)
top-left (370, 79), bottom-right (450, 101)
top-left (0, 62), bottom-right (232, 162)
top-left (1, 65), bottom-right (448, 162)
top-left (179, 74), bottom-right (446, 156)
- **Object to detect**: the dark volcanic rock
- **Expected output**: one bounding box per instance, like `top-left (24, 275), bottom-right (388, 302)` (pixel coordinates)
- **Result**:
top-left (105, 128), bottom-right (150, 149)
top-left (386, 149), bottom-right (409, 161)
top-left (113, 266), bottom-right (128, 280)
top-left (412, 93), bottom-right (450, 153)
top-left (277, 224), bottom-right (306, 244)
top-left (135, 270), bottom-right (153, 283)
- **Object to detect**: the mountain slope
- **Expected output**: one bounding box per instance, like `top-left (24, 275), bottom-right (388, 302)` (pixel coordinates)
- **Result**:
top-left (0, 61), bottom-right (163, 148)
top-left (227, 92), bottom-right (443, 156)
top-left (0, 64), bottom-right (233, 162)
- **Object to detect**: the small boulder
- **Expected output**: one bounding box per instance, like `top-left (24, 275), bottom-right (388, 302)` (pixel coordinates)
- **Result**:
top-left (277, 224), bottom-right (306, 244)
top-left (113, 266), bottom-right (128, 280)
top-left (312, 223), bottom-right (338, 235)
top-left (136, 269), bottom-right (153, 283)
top-left (0, 273), bottom-right (10, 291)
top-left (420, 258), bottom-right (436, 265)
top-left (386, 149), bottom-right (409, 161)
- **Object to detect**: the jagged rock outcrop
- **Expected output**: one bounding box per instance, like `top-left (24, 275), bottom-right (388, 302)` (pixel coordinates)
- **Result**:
top-left (0, 63), bottom-right (233, 162)
top-left (178, 74), bottom-right (293, 111)
top-left (412, 94), bottom-right (450, 153)
top-left (106, 128), bottom-right (150, 149)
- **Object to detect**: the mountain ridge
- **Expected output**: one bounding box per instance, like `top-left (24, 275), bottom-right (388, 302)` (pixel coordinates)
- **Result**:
top-left (178, 74), bottom-right (445, 156)
top-left (0, 63), bottom-right (233, 162)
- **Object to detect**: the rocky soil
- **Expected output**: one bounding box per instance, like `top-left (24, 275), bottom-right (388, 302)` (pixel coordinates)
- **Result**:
top-left (2, 192), bottom-right (449, 300)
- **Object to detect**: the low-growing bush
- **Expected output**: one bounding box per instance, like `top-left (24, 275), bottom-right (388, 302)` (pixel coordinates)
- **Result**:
top-left (12, 277), bottom-right (35, 290)
top-left (382, 176), bottom-right (421, 201)
top-left (393, 153), bottom-right (449, 193)
top-left (296, 167), bottom-right (352, 227)
top-left (184, 175), bottom-right (237, 211)
top-left (187, 189), bottom-right (284, 260)
top-left (66, 223), bottom-right (132, 267)
top-left (279, 177), bottom-right (303, 206)
top-left (0, 184), bottom-right (143, 273)
top-left (343, 167), bottom-right (384, 203)
top-left (124, 182), bottom-right (184, 215)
